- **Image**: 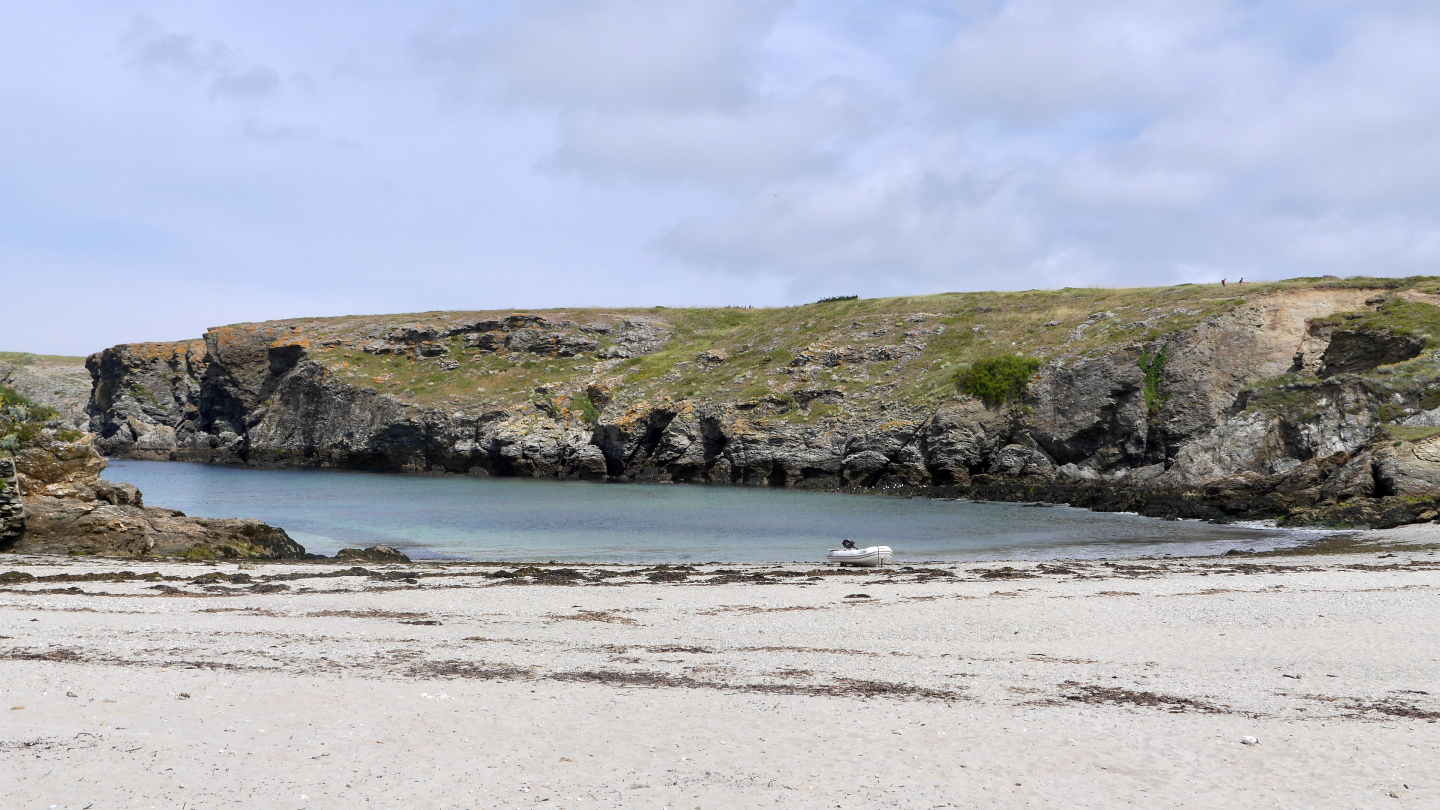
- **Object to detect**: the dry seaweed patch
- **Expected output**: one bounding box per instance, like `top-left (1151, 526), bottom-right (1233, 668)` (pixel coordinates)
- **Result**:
top-left (696, 604), bottom-right (826, 615)
top-left (1092, 591), bottom-right (1142, 597)
top-left (547, 610), bottom-right (639, 625)
top-left (702, 572), bottom-right (785, 585)
top-left (1297, 691), bottom-right (1440, 721)
top-left (1, 646), bottom-right (267, 674)
top-left (831, 678), bottom-right (963, 701)
top-left (408, 660), bottom-right (533, 680)
top-left (734, 645), bottom-right (882, 658)
top-left (1027, 653), bottom-right (1103, 665)
top-left (686, 664), bottom-right (737, 678)
top-left (1, 570), bottom-right (176, 584)
top-left (868, 567), bottom-right (958, 583)
top-left (1344, 697), bottom-right (1440, 721)
top-left (0, 647), bottom-right (86, 664)
top-left (645, 644), bottom-right (716, 654)
top-left (1099, 564), bottom-right (1170, 577)
top-left (306, 609), bottom-right (432, 620)
top-left (548, 669), bottom-right (963, 702)
top-left (971, 567), bottom-right (1038, 580)
top-left (261, 566), bottom-right (380, 582)
top-left (1057, 681), bottom-right (1231, 715)
top-left (0, 733), bottom-right (100, 753)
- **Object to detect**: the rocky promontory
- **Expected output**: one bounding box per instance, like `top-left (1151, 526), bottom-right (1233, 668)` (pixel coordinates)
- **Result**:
top-left (1, 373), bottom-right (303, 559)
top-left (81, 277), bottom-right (1440, 527)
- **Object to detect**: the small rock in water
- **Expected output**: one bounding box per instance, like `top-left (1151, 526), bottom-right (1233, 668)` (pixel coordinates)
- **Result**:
top-left (1240, 736), bottom-right (1259, 745)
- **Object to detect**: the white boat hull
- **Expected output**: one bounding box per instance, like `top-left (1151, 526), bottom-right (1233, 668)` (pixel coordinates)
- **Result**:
top-left (826, 545), bottom-right (893, 567)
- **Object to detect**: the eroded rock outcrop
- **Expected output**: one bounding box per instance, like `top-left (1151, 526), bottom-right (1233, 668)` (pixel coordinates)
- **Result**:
top-left (16, 496), bottom-right (303, 559)
top-left (1, 422), bottom-right (303, 560)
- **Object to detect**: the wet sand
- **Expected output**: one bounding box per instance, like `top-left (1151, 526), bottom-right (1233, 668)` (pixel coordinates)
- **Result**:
top-left (2, 538), bottom-right (1438, 808)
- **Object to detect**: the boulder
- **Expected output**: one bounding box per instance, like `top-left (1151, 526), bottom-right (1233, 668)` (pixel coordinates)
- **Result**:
top-left (987, 445), bottom-right (1056, 478)
top-left (9, 496), bottom-right (304, 559)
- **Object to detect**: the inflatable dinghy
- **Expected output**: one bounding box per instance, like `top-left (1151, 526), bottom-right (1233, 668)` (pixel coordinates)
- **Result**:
top-left (826, 545), bottom-right (893, 567)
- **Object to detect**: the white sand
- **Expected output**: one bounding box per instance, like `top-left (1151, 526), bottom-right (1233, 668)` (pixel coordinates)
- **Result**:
top-left (2, 543), bottom-right (1438, 808)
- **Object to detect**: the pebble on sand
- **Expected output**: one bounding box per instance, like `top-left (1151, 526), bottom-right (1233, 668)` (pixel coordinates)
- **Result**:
top-left (1240, 736), bottom-right (1259, 745)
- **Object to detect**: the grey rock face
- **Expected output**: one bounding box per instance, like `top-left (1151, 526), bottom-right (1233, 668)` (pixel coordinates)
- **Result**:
top-left (988, 445), bottom-right (1055, 478)
top-left (1318, 330), bottom-right (1425, 376)
top-left (0, 459), bottom-right (22, 546)
top-left (1028, 349), bottom-right (1149, 468)
top-left (1376, 438), bottom-right (1440, 494)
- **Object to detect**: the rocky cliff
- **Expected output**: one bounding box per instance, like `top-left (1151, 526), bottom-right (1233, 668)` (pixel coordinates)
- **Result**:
top-left (84, 277), bottom-right (1440, 527)
top-left (1, 370), bottom-right (302, 559)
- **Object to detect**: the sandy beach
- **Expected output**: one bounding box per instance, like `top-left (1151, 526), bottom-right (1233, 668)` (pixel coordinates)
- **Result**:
top-left (3, 535), bottom-right (1438, 808)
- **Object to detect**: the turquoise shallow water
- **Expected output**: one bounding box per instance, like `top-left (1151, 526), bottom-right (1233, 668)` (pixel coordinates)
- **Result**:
top-left (102, 459), bottom-right (1331, 563)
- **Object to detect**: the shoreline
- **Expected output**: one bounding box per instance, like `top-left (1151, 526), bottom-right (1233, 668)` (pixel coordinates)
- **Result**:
top-left (96, 457), bottom-right (1392, 566)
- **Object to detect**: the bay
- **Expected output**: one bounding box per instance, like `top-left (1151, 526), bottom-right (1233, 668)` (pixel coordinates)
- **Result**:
top-left (102, 459), bottom-right (1332, 563)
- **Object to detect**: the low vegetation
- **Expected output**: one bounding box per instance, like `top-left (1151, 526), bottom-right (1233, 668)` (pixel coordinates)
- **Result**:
top-left (306, 279), bottom-right (1289, 412)
top-left (1137, 344), bottom-right (1169, 415)
top-left (955, 355), bottom-right (1044, 407)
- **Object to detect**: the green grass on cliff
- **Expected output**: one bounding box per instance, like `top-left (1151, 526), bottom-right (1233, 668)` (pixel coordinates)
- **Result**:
top-left (1311, 297), bottom-right (1440, 344)
top-left (220, 276), bottom-right (1440, 422)
top-left (306, 285), bottom-right (1246, 410)
top-left (0, 351), bottom-right (87, 366)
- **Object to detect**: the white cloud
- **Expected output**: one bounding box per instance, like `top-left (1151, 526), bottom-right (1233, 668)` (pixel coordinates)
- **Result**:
top-left (663, 0), bottom-right (1440, 288)
top-left (546, 78), bottom-right (884, 182)
top-left (120, 14), bottom-right (282, 100)
top-left (4, 1), bottom-right (1440, 356)
top-left (415, 0), bottom-right (788, 109)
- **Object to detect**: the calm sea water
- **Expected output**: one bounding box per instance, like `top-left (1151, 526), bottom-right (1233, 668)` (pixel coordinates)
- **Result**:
top-left (102, 459), bottom-right (1335, 563)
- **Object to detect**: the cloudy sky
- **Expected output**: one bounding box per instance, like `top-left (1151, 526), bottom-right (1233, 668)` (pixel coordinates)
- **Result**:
top-left (5, 1), bottom-right (1440, 355)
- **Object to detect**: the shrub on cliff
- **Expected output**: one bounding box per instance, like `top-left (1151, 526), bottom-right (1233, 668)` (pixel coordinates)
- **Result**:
top-left (956, 356), bottom-right (1043, 407)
